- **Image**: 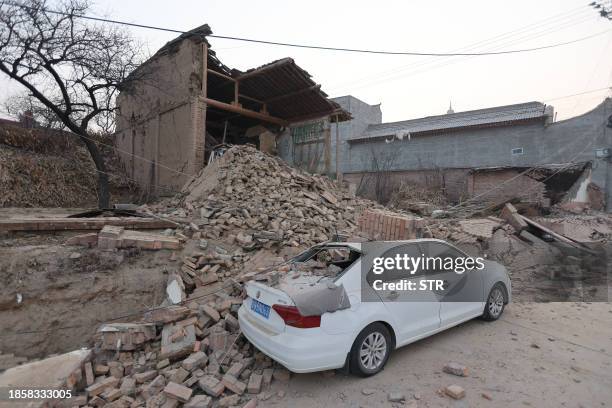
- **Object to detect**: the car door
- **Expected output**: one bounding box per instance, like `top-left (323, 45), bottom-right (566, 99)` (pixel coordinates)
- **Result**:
top-left (367, 243), bottom-right (441, 346)
top-left (421, 241), bottom-right (485, 327)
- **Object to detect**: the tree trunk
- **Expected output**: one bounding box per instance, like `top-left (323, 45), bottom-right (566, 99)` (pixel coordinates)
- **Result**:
top-left (78, 131), bottom-right (110, 209)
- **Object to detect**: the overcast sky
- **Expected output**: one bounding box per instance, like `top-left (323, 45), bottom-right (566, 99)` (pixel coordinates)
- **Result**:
top-left (2, 0), bottom-right (612, 122)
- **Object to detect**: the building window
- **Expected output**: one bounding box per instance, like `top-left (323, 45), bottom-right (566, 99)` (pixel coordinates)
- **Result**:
top-left (511, 147), bottom-right (524, 156)
top-left (291, 121), bottom-right (325, 144)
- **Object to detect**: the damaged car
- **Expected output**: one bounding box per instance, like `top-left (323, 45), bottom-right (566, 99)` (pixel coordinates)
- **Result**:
top-left (237, 239), bottom-right (511, 376)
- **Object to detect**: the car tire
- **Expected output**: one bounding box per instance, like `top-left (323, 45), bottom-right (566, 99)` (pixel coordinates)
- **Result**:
top-left (482, 283), bottom-right (506, 321)
top-left (349, 322), bottom-right (392, 377)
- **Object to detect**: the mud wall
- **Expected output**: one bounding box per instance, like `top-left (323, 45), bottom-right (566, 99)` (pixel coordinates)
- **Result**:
top-left (0, 243), bottom-right (168, 359)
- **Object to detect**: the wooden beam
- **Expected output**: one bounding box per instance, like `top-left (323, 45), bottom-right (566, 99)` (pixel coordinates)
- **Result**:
top-left (234, 80), bottom-right (240, 106)
top-left (238, 93), bottom-right (265, 104)
top-left (0, 217), bottom-right (177, 232)
top-left (201, 97), bottom-right (288, 126)
top-left (265, 84), bottom-right (321, 104)
top-left (207, 68), bottom-right (235, 82)
top-left (202, 44), bottom-right (208, 95)
top-left (235, 58), bottom-right (293, 81)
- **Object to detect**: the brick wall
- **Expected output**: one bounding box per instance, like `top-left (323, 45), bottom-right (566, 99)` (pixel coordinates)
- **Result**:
top-left (357, 209), bottom-right (423, 240)
top-left (468, 169), bottom-right (548, 206)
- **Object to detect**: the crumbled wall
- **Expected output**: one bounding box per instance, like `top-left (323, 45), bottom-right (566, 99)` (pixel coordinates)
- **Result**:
top-left (115, 38), bottom-right (205, 195)
top-left (335, 98), bottom-right (612, 210)
top-left (343, 168), bottom-right (470, 203)
top-left (468, 169), bottom-right (548, 206)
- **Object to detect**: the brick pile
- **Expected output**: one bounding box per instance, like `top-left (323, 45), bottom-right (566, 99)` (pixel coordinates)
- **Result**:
top-left (148, 145), bottom-right (392, 250)
top-left (357, 209), bottom-right (424, 240)
top-left (75, 280), bottom-right (287, 408)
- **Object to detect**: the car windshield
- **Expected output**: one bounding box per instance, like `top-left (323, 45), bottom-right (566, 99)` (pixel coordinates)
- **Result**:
top-left (288, 245), bottom-right (361, 279)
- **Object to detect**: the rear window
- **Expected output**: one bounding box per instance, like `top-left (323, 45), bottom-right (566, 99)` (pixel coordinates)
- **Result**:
top-left (290, 246), bottom-right (361, 279)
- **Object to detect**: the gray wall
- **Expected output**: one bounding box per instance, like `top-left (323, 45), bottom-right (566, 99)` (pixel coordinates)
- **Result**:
top-left (331, 96), bottom-right (382, 175)
top-left (342, 98), bottom-right (612, 208)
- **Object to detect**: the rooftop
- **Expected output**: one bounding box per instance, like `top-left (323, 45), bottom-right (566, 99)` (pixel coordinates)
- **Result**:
top-left (349, 101), bottom-right (553, 142)
top-left (141, 25), bottom-right (350, 124)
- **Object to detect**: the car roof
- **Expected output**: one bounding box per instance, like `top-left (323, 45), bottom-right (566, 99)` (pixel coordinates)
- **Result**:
top-left (321, 238), bottom-right (457, 252)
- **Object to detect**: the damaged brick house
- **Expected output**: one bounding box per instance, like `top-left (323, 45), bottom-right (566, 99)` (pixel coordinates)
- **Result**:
top-left (297, 96), bottom-right (612, 212)
top-left (115, 25), bottom-right (349, 195)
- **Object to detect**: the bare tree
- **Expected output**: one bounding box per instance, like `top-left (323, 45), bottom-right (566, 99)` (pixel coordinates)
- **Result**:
top-left (355, 146), bottom-right (399, 203)
top-left (4, 92), bottom-right (63, 128)
top-left (0, 0), bottom-right (146, 208)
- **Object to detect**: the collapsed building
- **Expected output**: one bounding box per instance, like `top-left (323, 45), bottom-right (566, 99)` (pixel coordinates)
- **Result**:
top-left (115, 25), bottom-right (349, 196)
top-left (115, 24), bottom-right (612, 213)
top-left (295, 96), bottom-right (612, 212)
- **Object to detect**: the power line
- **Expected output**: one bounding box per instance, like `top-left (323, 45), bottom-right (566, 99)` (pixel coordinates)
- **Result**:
top-left (3, 1), bottom-right (612, 57)
top-left (333, 13), bottom-right (602, 93)
top-left (331, 7), bottom-right (593, 90)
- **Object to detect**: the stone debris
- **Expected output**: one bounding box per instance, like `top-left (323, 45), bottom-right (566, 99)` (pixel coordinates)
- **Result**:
top-left (361, 388), bottom-right (376, 395)
top-left (184, 394), bottom-right (213, 408)
top-left (444, 384), bottom-right (466, 400)
top-left (247, 373), bottom-right (262, 394)
top-left (98, 225), bottom-right (181, 250)
top-left (86, 376), bottom-right (120, 397)
top-left (15, 144), bottom-right (610, 408)
top-left (388, 392), bottom-right (406, 402)
top-left (98, 323), bottom-right (156, 351)
top-left (443, 362), bottom-right (469, 377)
top-left (164, 381), bottom-right (193, 402)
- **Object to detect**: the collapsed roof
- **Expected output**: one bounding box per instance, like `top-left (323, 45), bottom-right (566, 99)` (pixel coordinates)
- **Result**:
top-left (151, 24), bottom-right (350, 124)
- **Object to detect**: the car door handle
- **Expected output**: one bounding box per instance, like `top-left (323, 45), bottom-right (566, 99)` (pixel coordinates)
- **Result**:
top-left (387, 291), bottom-right (399, 300)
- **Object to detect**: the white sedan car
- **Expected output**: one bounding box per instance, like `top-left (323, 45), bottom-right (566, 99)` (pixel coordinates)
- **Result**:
top-left (238, 239), bottom-right (511, 376)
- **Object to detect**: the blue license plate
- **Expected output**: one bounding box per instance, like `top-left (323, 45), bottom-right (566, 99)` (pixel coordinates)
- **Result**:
top-left (251, 299), bottom-right (270, 319)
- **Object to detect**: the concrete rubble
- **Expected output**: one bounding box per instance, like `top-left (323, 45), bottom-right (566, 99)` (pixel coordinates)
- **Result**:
top-left (2, 144), bottom-right (611, 406)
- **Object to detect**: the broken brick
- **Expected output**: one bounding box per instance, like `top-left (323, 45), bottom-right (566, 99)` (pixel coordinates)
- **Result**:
top-left (443, 362), bottom-right (469, 377)
top-left (84, 362), bottom-right (95, 386)
top-left (222, 374), bottom-right (246, 395)
top-left (133, 370), bottom-right (157, 383)
top-left (445, 384), bottom-right (466, 400)
top-left (201, 304), bottom-right (220, 322)
top-left (247, 373), bottom-right (262, 394)
top-left (184, 395), bottom-right (213, 408)
top-left (198, 375), bottom-right (224, 397)
top-left (86, 376), bottom-right (120, 397)
top-left (272, 367), bottom-right (290, 382)
top-left (163, 381), bottom-right (193, 403)
top-left (182, 351), bottom-right (208, 371)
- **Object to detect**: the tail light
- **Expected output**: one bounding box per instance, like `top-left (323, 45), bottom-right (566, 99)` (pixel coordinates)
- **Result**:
top-left (272, 304), bottom-right (321, 328)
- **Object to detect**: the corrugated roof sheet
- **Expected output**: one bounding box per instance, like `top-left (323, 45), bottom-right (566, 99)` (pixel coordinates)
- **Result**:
top-left (352, 102), bottom-right (551, 142)
top-left (234, 58), bottom-right (350, 122)
top-left (127, 25), bottom-right (350, 123)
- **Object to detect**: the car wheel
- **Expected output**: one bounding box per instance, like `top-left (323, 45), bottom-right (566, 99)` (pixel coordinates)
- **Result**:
top-left (482, 283), bottom-right (506, 321)
top-left (349, 322), bottom-right (392, 377)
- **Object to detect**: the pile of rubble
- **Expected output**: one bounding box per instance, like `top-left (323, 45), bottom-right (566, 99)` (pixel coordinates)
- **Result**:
top-left (172, 145), bottom-right (382, 249)
top-left (77, 280), bottom-right (287, 408)
top-left (388, 182), bottom-right (448, 216)
top-left (59, 146), bottom-right (403, 407)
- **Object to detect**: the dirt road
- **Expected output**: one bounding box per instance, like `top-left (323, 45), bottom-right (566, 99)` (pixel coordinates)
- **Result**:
top-left (261, 302), bottom-right (612, 408)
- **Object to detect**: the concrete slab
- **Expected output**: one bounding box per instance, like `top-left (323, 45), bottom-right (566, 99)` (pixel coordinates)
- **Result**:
top-left (0, 348), bottom-right (91, 408)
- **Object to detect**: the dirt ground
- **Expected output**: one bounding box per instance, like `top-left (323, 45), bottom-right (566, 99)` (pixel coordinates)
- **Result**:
top-left (0, 207), bottom-right (180, 358)
top-left (262, 302), bottom-right (612, 408)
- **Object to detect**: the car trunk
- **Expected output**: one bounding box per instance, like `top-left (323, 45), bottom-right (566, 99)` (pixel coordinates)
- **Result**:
top-left (244, 281), bottom-right (294, 335)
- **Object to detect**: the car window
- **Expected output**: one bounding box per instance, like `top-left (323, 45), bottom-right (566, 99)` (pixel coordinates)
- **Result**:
top-left (421, 241), bottom-right (467, 274)
top-left (366, 243), bottom-right (424, 286)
